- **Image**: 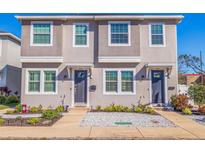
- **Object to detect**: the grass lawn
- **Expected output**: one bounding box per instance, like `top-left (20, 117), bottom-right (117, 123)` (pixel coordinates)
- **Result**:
top-left (0, 103), bottom-right (17, 110)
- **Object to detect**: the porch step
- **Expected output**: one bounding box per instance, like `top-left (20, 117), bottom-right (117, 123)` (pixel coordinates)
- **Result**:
top-left (70, 107), bottom-right (90, 112)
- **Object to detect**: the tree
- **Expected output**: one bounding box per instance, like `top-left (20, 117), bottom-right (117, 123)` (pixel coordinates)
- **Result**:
top-left (178, 54), bottom-right (205, 74)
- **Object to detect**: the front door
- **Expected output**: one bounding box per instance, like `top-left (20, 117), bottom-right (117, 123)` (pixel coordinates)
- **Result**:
top-left (151, 70), bottom-right (165, 104)
top-left (74, 70), bottom-right (87, 104)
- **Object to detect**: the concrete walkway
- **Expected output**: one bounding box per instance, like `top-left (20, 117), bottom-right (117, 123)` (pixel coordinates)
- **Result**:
top-left (0, 108), bottom-right (205, 139)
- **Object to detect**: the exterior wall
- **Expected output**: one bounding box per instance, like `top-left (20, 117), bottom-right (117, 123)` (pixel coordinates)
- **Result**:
top-left (98, 21), bottom-right (140, 57)
top-left (21, 20), bottom-right (63, 56)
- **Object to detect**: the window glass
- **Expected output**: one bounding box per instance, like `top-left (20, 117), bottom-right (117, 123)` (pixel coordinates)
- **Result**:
top-left (110, 23), bottom-right (129, 44)
top-left (75, 24), bottom-right (88, 45)
top-left (33, 23), bottom-right (51, 44)
top-left (44, 71), bottom-right (56, 92)
top-left (28, 71), bottom-right (40, 92)
top-left (151, 24), bottom-right (164, 45)
top-left (121, 71), bottom-right (133, 92)
top-left (105, 71), bottom-right (118, 92)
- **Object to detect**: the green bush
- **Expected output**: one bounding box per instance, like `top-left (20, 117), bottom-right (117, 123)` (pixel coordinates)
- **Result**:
top-left (96, 105), bottom-right (102, 111)
top-left (170, 94), bottom-right (191, 110)
top-left (5, 95), bottom-right (19, 104)
top-left (16, 116), bottom-right (22, 120)
top-left (144, 107), bottom-right (155, 114)
top-left (188, 84), bottom-right (205, 107)
top-left (135, 107), bottom-right (143, 113)
top-left (29, 105), bottom-right (42, 113)
top-left (42, 109), bottom-right (60, 120)
top-left (27, 117), bottom-right (40, 125)
top-left (0, 95), bottom-right (6, 104)
top-left (55, 106), bottom-right (64, 112)
top-left (182, 107), bottom-right (192, 115)
top-left (0, 118), bottom-right (5, 126)
top-left (15, 104), bottom-right (22, 113)
top-left (138, 104), bottom-right (146, 112)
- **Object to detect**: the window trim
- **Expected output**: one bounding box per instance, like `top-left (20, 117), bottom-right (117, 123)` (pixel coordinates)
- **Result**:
top-left (149, 22), bottom-right (166, 47)
top-left (30, 21), bottom-right (53, 46)
top-left (108, 21), bottom-right (131, 46)
top-left (73, 22), bottom-right (89, 47)
top-left (25, 68), bottom-right (58, 95)
top-left (103, 68), bottom-right (136, 95)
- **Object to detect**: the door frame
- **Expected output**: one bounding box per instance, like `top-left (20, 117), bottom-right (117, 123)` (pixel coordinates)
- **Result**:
top-left (71, 69), bottom-right (90, 108)
top-left (149, 69), bottom-right (168, 105)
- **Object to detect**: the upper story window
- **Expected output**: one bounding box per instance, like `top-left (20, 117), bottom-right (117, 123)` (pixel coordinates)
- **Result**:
top-left (30, 21), bottom-right (53, 46)
top-left (149, 23), bottom-right (165, 47)
top-left (73, 23), bottom-right (89, 47)
top-left (108, 21), bottom-right (131, 46)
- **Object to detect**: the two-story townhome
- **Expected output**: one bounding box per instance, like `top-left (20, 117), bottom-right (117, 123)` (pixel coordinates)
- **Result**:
top-left (0, 31), bottom-right (21, 96)
top-left (16, 15), bottom-right (183, 108)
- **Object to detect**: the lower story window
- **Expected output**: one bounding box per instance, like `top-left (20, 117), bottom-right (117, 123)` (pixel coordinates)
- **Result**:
top-left (27, 69), bottom-right (57, 94)
top-left (104, 69), bottom-right (135, 94)
top-left (44, 71), bottom-right (56, 92)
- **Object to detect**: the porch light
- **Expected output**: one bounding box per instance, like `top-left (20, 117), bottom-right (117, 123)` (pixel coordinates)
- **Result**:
top-left (166, 67), bottom-right (172, 79)
top-left (67, 67), bottom-right (72, 79)
top-left (89, 67), bottom-right (93, 79)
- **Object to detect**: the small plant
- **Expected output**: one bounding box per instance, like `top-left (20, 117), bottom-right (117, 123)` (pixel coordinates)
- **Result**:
top-left (29, 106), bottom-right (42, 113)
top-left (170, 94), bottom-right (191, 111)
top-left (6, 109), bottom-right (15, 114)
top-left (15, 104), bottom-right (22, 113)
top-left (5, 95), bottom-right (19, 104)
top-left (138, 104), bottom-right (146, 112)
top-left (55, 106), bottom-right (64, 112)
top-left (16, 116), bottom-right (22, 121)
top-left (42, 109), bottom-right (60, 120)
top-left (135, 106), bottom-right (143, 113)
top-left (96, 105), bottom-right (102, 111)
top-left (27, 117), bottom-right (40, 125)
top-left (144, 107), bottom-right (155, 114)
top-left (0, 117), bottom-right (5, 126)
top-left (182, 107), bottom-right (192, 115)
top-left (198, 105), bottom-right (205, 114)
top-left (0, 95), bottom-right (6, 104)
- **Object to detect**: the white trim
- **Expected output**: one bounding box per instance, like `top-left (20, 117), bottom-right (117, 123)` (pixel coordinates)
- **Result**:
top-left (0, 33), bottom-right (21, 43)
top-left (147, 63), bottom-right (174, 67)
top-left (71, 69), bottom-right (90, 107)
top-left (66, 63), bottom-right (94, 67)
top-left (103, 68), bottom-right (136, 95)
top-left (98, 56), bottom-right (141, 63)
top-left (20, 56), bottom-right (63, 63)
top-left (25, 68), bottom-right (58, 95)
top-left (149, 23), bottom-right (166, 47)
top-left (0, 39), bottom-right (2, 57)
top-left (30, 21), bottom-right (53, 46)
top-left (73, 22), bottom-right (89, 47)
top-left (108, 21), bottom-right (131, 46)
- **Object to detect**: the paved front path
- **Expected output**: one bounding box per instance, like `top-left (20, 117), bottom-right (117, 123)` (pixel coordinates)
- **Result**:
top-left (0, 109), bottom-right (205, 139)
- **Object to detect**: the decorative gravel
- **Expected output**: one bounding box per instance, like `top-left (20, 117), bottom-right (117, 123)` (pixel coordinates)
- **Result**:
top-left (80, 112), bottom-right (176, 127)
top-left (184, 115), bottom-right (205, 126)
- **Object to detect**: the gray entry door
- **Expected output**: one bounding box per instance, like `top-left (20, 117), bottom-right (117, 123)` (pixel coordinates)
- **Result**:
top-left (151, 70), bottom-right (165, 104)
top-left (74, 70), bottom-right (87, 104)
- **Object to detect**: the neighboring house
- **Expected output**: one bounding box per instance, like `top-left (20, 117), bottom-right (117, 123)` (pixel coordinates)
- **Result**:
top-left (179, 74), bottom-right (205, 86)
top-left (16, 15), bottom-right (183, 108)
top-left (0, 31), bottom-right (21, 96)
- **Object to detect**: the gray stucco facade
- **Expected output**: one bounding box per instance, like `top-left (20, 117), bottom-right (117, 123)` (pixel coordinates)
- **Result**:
top-left (18, 15), bottom-right (183, 108)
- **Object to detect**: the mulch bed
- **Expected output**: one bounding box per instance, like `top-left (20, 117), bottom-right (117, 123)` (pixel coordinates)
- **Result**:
top-left (1, 116), bottom-right (62, 127)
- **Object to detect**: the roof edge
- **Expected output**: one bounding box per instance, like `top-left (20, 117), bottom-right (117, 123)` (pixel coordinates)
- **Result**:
top-left (0, 33), bottom-right (21, 43)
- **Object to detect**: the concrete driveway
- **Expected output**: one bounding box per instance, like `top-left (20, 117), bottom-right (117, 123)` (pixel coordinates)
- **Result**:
top-left (0, 108), bottom-right (205, 139)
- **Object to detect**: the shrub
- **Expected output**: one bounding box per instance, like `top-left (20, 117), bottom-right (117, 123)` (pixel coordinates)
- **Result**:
top-left (138, 104), bottom-right (146, 112)
top-left (144, 107), bottom-right (155, 114)
top-left (42, 109), bottom-right (60, 120)
top-left (27, 117), bottom-right (40, 125)
top-left (135, 107), bottom-right (143, 113)
top-left (96, 105), bottom-right (102, 111)
top-left (0, 95), bottom-right (6, 104)
top-left (15, 104), bottom-right (22, 113)
top-left (6, 109), bottom-right (15, 114)
top-left (170, 94), bottom-right (191, 111)
top-left (29, 105), bottom-right (42, 113)
top-left (55, 106), bottom-right (64, 112)
top-left (198, 105), bottom-right (205, 114)
top-left (5, 95), bottom-right (19, 104)
top-left (0, 118), bottom-right (5, 126)
top-left (188, 84), bottom-right (205, 107)
top-left (16, 116), bottom-right (22, 120)
top-left (182, 107), bottom-right (192, 115)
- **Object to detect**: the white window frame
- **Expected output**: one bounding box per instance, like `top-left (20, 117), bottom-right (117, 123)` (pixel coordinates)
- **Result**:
top-left (30, 21), bottom-right (53, 46)
top-left (103, 68), bottom-right (136, 95)
top-left (149, 22), bottom-right (166, 47)
top-left (108, 21), bottom-right (131, 46)
top-left (73, 23), bottom-right (89, 47)
top-left (25, 68), bottom-right (58, 95)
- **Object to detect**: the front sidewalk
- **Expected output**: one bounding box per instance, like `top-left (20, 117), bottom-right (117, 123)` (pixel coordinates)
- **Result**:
top-left (0, 109), bottom-right (205, 139)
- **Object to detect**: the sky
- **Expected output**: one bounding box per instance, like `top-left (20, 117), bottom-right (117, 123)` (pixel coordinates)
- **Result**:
top-left (0, 13), bottom-right (204, 60)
